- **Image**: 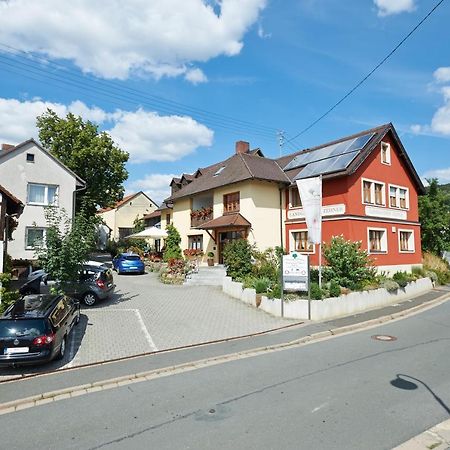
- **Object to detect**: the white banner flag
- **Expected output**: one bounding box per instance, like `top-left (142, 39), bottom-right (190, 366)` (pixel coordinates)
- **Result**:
top-left (296, 176), bottom-right (322, 244)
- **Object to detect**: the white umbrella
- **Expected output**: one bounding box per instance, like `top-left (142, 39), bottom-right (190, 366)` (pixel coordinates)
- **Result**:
top-left (125, 226), bottom-right (168, 239)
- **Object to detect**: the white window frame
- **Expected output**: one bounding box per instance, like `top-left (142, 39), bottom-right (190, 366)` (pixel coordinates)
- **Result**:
top-left (388, 184), bottom-right (410, 210)
top-left (27, 183), bottom-right (59, 206)
top-left (25, 227), bottom-right (46, 250)
top-left (398, 229), bottom-right (415, 253)
top-left (361, 178), bottom-right (386, 206)
top-left (288, 187), bottom-right (302, 209)
top-left (381, 142), bottom-right (391, 165)
top-left (367, 227), bottom-right (388, 254)
top-left (289, 229), bottom-right (315, 254)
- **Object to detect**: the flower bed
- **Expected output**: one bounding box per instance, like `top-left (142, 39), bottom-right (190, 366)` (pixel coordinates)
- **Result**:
top-left (223, 276), bottom-right (433, 320)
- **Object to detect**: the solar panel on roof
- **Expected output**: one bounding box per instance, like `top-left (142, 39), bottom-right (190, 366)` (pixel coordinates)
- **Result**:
top-left (283, 132), bottom-right (374, 172)
top-left (294, 150), bottom-right (360, 180)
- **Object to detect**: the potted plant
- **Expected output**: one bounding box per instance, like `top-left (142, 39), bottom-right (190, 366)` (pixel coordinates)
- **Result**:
top-left (207, 251), bottom-right (215, 266)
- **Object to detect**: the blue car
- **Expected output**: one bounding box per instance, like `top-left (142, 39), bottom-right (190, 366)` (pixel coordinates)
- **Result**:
top-left (113, 253), bottom-right (145, 275)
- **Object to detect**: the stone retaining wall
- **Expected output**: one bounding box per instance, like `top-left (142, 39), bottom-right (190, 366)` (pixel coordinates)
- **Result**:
top-left (222, 276), bottom-right (433, 320)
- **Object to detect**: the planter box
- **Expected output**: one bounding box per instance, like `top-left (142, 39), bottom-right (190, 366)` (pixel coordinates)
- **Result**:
top-left (222, 276), bottom-right (433, 321)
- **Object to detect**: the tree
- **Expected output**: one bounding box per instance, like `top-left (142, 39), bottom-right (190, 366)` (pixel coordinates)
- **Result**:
top-left (36, 109), bottom-right (129, 217)
top-left (35, 207), bottom-right (97, 289)
top-left (163, 224), bottom-right (182, 261)
top-left (419, 178), bottom-right (450, 255)
top-left (133, 215), bottom-right (146, 233)
top-left (323, 235), bottom-right (376, 289)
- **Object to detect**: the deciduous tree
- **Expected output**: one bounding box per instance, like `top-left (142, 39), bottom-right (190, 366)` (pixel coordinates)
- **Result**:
top-left (36, 109), bottom-right (129, 217)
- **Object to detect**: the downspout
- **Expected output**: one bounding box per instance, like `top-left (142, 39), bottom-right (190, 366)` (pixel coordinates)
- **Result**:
top-left (279, 185), bottom-right (284, 317)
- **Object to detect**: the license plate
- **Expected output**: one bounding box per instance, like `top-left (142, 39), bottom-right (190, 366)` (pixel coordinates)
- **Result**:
top-left (4, 347), bottom-right (29, 354)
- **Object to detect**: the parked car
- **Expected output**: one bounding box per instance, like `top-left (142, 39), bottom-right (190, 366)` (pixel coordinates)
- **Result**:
top-left (64, 264), bottom-right (115, 306)
top-left (112, 253), bottom-right (145, 275)
top-left (18, 264), bottom-right (115, 307)
top-left (0, 294), bottom-right (80, 367)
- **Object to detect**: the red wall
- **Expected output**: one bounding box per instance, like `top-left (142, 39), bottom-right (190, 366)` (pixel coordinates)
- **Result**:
top-left (284, 131), bottom-right (422, 267)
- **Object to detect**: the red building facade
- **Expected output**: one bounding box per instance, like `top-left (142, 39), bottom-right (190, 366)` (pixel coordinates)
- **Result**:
top-left (283, 124), bottom-right (424, 273)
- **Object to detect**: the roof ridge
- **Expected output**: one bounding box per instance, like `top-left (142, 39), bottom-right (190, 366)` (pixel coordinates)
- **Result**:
top-left (239, 152), bottom-right (253, 177)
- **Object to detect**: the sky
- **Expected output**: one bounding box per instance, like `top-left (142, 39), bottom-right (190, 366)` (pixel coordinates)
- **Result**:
top-left (0, 0), bottom-right (449, 204)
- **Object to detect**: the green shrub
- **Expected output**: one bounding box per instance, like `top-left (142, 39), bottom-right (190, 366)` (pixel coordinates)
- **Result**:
top-left (0, 273), bottom-right (20, 314)
top-left (392, 271), bottom-right (412, 288)
top-left (267, 283), bottom-right (282, 299)
top-left (252, 248), bottom-right (281, 283)
top-left (412, 266), bottom-right (426, 278)
top-left (329, 280), bottom-right (341, 298)
top-left (323, 236), bottom-right (376, 288)
top-left (310, 282), bottom-right (323, 300)
top-left (424, 270), bottom-right (438, 283)
top-left (163, 224), bottom-right (182, 262)
top-left (310, 268), bottom-right (319, 283)
top-left (382, 279), bottom-right (400, 293)
top-left (223, 239), bottom-right (253, 280)
top-left (253, 277), bottom-right (272, 294)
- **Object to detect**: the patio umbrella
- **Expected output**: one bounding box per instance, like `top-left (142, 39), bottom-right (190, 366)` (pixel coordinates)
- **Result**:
top-left (125, 226), bottom-right (168, 239)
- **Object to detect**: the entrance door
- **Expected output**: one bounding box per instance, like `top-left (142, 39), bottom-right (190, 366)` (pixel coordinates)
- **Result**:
top-left (218, 230), bottom-right (245, 264)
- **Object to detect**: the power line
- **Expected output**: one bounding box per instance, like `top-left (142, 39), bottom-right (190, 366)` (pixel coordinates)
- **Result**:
top-left (285, 0), bottom-right (446, 146)
top-left (0, 42), bottom-right (280, 138)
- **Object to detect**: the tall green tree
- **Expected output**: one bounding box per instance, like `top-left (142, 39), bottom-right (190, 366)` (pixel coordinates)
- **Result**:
top-left (36, 109), bottom-right (129, 217)
top-left (35, 207), bottom-right (98, 289)
top-left (163, 224), bottom-right (182, 261)
top-left (419, 178), bottom-right (450, 255)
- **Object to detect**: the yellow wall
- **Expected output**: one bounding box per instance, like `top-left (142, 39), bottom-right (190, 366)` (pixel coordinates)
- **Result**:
top-left (98, 193), bottom-right (157, 240)
top-left (171, 180), bottom-right (282, 263)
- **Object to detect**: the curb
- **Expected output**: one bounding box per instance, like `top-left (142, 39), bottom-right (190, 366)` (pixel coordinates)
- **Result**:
top-left (1, 290), bottom-right (449, 416)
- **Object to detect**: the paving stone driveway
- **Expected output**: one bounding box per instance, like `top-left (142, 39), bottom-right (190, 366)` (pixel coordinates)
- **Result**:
top-left (0, 269), bottom-right (296, 379)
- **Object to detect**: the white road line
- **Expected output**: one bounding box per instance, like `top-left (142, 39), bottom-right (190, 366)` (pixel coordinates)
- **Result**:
top-left (86, 308), bottom-right (158, 352)
top-left (311, 402), bottom-right (328, 413)
top-left (133, 309), bottom-right (158, 352)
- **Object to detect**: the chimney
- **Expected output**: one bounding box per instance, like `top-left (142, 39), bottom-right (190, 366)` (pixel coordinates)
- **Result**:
top-left (235, 140), bottom-right (250, 154)
top-left (2, 144), bottom-right (14, 151)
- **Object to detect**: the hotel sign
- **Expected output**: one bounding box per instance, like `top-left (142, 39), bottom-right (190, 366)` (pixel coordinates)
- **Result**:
top-left (283, 252), bottom-right (309, 291)
top-left (287, 203), bottom-right (345, 221)
top-left (365, 206), bottom-right (407, 220)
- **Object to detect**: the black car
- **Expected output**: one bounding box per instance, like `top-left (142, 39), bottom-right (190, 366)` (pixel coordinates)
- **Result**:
top-left (0, 294), bottom-right (80, 367)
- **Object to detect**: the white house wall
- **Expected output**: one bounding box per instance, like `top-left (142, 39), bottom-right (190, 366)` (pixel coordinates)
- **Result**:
top-left (0, 141), bottom-right (78, 260)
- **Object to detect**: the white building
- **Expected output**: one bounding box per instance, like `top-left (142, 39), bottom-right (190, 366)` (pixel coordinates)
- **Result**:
top-left (0, 139), bottom-right (85, 260)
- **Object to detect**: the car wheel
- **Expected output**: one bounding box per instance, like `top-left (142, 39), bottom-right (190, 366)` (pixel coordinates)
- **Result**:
top-left (55, 336), bottom-right (66, 361)
top-left (83, 292), bottom-right (98, 306)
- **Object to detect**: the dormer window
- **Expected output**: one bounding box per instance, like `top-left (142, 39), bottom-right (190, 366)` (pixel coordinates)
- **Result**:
top-left (381, 142), bottom-right (391, 165)
top-left (26, 153), bottom-right (35, 163)
top-left (214, 166), bottom-right (226, 176)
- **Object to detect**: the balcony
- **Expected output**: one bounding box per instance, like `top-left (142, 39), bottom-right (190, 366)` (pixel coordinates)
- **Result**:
top-left (190, 206), bottom-right (213, 228)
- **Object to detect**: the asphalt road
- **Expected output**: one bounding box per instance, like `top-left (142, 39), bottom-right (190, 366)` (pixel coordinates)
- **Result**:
top-left (2, 298), bottom-right (450, 450)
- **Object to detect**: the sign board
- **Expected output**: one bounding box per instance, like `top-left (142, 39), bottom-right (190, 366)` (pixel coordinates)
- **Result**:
top-left (287, 203), bottom-right (345, 221)
top-left (365, 205), bottom-right (407, 221)
top-left (283, 252), bottom-right (309, 291)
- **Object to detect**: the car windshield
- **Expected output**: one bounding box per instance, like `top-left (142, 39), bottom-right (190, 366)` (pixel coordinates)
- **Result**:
top-left (0, 319), bottom-right (47, 338)
top-left (124, 255), bottom-right (140, 261)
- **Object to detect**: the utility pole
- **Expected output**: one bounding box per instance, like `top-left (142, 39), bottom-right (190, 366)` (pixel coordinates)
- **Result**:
top-left (277, 130), bottom-right (285, 157)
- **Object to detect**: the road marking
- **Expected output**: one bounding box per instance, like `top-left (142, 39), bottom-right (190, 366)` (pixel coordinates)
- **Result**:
top-left (133, 309), bottom-right (158, 352)
top-left (79, 308), bottom-right (158, 352)
top-left (312, 402), bottom-right (328, 413)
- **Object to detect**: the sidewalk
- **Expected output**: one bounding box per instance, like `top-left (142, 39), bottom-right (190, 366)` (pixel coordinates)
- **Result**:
top-left (393, 418), bottom-right (450, 450)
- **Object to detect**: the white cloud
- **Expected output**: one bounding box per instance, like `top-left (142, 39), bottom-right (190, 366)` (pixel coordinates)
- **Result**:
top-left (411, 68), bottom-right (450, 136)
top-left (184, 68), bottom-right (208, 84)
top-left (126, 173), bottom-right (179, 204)
top-left (109, 109), bottom-right (214, 163)
top-left (422, 167), bottom-right (450, 184)
top-left (374, 0), bottom-right (416, 16)
top-left (257, 23), bottom-right (271, 39)
top-left (0, 0), bottom-right (266, 81)
top-left (434, 67), bottom-right (450, 84)
top-left (0, 98), bottom-right (213, 163)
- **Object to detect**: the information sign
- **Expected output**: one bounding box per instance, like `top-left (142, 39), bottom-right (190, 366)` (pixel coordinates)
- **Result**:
top-left (282, 252), bottom-right (309, 291)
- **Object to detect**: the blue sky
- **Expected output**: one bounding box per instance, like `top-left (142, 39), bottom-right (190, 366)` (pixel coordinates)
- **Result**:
top-left (0, 0), bottom-right (449, 204)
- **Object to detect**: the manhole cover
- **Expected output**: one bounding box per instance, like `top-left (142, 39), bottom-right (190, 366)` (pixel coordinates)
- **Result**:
top-left (371, 334), bottom-right (397, 342)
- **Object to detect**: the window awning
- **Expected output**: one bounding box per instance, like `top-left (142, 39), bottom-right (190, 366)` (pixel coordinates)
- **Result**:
top-left (195, 213), bottom-right (251, 230)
